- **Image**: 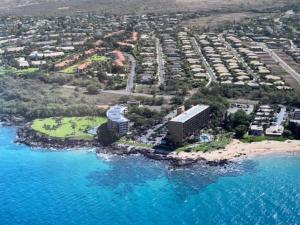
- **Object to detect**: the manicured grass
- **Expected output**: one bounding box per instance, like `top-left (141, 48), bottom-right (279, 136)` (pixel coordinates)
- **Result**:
top-left (63, 64), bottom-right (80, 74)
top-left (62, 55), bottom-right (107, 74)
top-left (90, 55), bottom-right (107, 62)
top-left (176, 134), bottom-right (232, 153)
top-left (117, 137), bottom-right (154, 148)
top-left (16, 68), bottom-right (39, 75)
top-left (242, 135), bottom-right (288, 143)
top-left (0, 67), bottom-right (38, 75)
top-left (31, 116), bottom-right (107, 140)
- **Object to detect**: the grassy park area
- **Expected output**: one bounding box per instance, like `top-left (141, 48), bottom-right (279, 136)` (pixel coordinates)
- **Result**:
top-left (0, 66), bottom-right (39, 75)
top-left (90, 55), bottom-right (107, 62)
top-left (62, 55), bottom-right (107, 74)
top-left (63, 63), bottom-right (80, 74)
top-left (31, 116), bottom-right (107, 140)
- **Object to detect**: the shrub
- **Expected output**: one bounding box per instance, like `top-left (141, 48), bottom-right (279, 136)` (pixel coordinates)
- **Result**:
top-left (86, 84), bottom-right (99, 95)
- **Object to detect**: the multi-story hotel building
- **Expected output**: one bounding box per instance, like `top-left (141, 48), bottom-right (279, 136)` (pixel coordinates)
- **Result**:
top-left (168, 105), bottom-right (210, 144)
top-left (106, 105), bottom-right (129, 136)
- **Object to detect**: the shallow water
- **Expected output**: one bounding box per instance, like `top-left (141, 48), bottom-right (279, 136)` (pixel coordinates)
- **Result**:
top-left (0, 126), bottom-right (299, 225)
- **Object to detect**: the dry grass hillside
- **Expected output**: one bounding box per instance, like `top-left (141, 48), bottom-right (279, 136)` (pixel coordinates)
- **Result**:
top-left (0, 0), bottom-right (296, 15)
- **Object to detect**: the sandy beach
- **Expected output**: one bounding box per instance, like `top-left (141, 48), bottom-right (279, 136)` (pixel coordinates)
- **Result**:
top-left (169, 140), bottom-right (300, 162)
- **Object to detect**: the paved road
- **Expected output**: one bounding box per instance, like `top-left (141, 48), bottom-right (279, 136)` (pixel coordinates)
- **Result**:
top-left (139, 109), bottom-right (178, 143)
top-left (102, 89), bottom-right (174, 100)
top-left (276, 106), bottom-right (287, 126)
top-left (191, 36), bottom-right (216, 86)
top-left (258, 43), bottom-right (300, 85)
top-left (63, 85), bottom-right (174, 100)
top-left (63, 85), bottom-right (84, 90)
top-left (124, 53), bottom-right (136, 93)
top-left (156, 38), bottom-right (165, 86)
top-left (290, 40), bottom-right (296, 50)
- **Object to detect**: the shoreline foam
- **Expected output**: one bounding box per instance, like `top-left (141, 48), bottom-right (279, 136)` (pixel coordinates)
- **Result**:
top-left (13, 122), bottom-right (300, 167)
top-left (169, 139), bottom-right (300, 163)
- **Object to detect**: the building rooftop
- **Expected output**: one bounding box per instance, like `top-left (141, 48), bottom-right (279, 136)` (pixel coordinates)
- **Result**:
top-left (265, 125), bottom-right (284, 136)
top-left (294, 109), bottom-right (300, 120)
top-left (250, 124), bottom-right (263, 131)
top-left (106, 105), bottom-right (129, 123)
top-left (171, 105), bottom-right (209, 123)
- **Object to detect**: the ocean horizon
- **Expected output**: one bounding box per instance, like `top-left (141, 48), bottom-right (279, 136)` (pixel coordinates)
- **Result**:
top-left (0, 125), bottom-right (299, 225)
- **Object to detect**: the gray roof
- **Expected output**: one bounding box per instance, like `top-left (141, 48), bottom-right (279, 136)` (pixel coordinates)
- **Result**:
top-left (106, 105), bottom-right (129, 123)
top-left (294, 109), bottom-right (300, 120)
top-left (171, 105), bottom-right (209, 123)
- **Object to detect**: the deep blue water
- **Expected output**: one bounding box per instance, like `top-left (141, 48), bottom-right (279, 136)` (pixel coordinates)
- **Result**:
top-left (0, 126), bottom-right (300, 225)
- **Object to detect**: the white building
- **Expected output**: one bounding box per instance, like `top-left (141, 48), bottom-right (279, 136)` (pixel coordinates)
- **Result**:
top-left (106, 105), bottom-right (129, 135)
top-left (16, 57), bottom-right (29, 68)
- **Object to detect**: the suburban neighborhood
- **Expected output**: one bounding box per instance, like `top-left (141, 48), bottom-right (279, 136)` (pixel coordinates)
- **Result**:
top-left (1, 6), bottom-right (300, 155)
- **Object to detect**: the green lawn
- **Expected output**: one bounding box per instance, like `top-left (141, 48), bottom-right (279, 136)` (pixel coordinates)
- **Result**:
top-left (16, 68), bottom-right (39, 75)
top-left (176, 134), bottom-right (232, 153)
top-left (31, 116), bottom-right (107, 140)
top-left (0, 66), bottom-right (39, 75)
top-left (90, 55), bottom-right (107, 62)
top-left (62, 55), bottom-right (107, 74)
top-left (62, 63), bottom-right (80, 74)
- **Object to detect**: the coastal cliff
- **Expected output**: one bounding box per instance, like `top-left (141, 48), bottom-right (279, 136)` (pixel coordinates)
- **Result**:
top-left (14, 122), bottom-right (300, 168)
top-left (16, 124), bottom-right (101, 149)
top-left (16, 124), bottom-right (226, 167)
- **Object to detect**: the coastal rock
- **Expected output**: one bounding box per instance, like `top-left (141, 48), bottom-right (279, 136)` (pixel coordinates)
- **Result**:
top-left (96, 144), bottom-right (210, 168)
top-left (0, 115), bottom-right (26, 126)
top-left (206, 159), bottom-right (229, 166)
top-left (168, 157), bottom-right (200, 167)
top-left (96, 144), bottom-right (168, 160)
top-left (16, 124), bottom-right (101, 149)
top-left (16, 124), bottom-right (233, 168)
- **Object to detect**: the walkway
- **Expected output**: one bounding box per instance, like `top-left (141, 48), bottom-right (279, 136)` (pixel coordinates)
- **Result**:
top-left (124, 53), bottom-right (136, 93)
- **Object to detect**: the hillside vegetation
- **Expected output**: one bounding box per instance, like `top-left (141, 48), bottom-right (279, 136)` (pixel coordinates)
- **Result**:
top-left (2, 0), bottom-right (296, 15)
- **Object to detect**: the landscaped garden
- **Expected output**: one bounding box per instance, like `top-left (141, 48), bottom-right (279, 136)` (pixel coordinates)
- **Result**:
top-left (176, 133), bottom-right (232, 153)
top-left (117, 137), bottom-right (154, 148)
top-left (31, 116), bottom-right (107, 140)
top-left (90, 55), bottom-right (107, 62)
top-left (0, 66), bottom-right (39, 75)
top-left (62, 55), bottom-right (108, 74)
top-left (62, 63), bottom-right (81, 74)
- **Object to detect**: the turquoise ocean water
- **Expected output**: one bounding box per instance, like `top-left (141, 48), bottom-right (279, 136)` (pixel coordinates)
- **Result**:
top-left (0, 126), bottom-right (299, 225)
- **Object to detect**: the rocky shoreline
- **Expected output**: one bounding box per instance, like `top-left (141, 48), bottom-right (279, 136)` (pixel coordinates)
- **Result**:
top-left (0, 113), bottom-right (231, 167)
top-left (3, 114), bottom-right (300, 168)
top-left (14, 122), bottom-right (230, 167)
top-left (95, 143), bottom-right (231, 167)
top-left (0, 115), bottom-right (27, 126)
top-left (16, 123), bottom-right (102, 149)
top-left (0, 114), bottom-right (101, 149)
top-left (15, 123), bottom-right (300, 168)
